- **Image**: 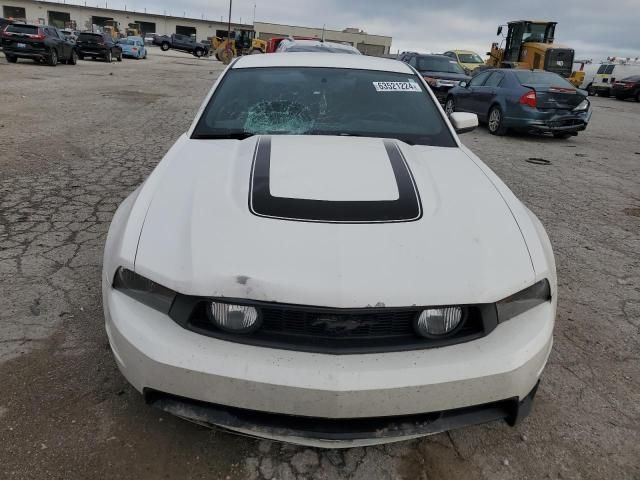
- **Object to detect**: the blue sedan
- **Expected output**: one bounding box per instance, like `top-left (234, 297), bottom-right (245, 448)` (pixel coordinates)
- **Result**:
top-left (118, 36), bottom-right (147, 59)
top-left (445, 69), bottom-right (592, 138)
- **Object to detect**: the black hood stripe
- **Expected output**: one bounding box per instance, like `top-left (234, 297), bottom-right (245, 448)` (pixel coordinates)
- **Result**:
top-left (249, 136), bottom-right (422, 223)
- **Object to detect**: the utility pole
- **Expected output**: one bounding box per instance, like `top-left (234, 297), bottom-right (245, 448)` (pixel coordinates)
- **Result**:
top-left (221, 0), bottom-right (233, 64)
top-left (226, 0), bottom-right (232, 39)
top-left (253, 3), bottom-right (256, 24)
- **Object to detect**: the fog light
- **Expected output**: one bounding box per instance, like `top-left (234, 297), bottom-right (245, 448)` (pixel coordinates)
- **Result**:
top-left (415, 307), bottom-right (463, 337)
top-left (210, 302), bottom-right (260, 333)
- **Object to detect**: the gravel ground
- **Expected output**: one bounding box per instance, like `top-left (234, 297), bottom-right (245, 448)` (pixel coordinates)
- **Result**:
top-left (0, 48), bottom-right (639, 480)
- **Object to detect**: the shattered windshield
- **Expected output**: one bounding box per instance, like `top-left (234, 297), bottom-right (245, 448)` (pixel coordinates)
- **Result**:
top-left (192, 67), bottom-right (456, 147)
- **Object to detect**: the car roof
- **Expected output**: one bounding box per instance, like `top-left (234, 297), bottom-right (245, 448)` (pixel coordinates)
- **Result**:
top-left (278, 39), bottom-right (361, 54)
top-left (413, 53), bottom-right (450, 59)
top-left (233, 52), bottom-right (414, 73)
top-left (452, 50), bottom-right (478, 54)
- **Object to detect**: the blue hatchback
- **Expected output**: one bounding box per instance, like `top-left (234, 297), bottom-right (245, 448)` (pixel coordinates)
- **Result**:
top-left (445, 69), bottom-right (592, 138)
top-left (118, 36), bottom-right (147, 59)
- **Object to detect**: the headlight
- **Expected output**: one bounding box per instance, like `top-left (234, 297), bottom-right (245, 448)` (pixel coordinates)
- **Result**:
top-left (573, 99), bottom-right (589, 111)
top-left (209, 302), bottom-right (261, 333)
top-left (112, 268), bottom-right (176, 313)
top-left (414, 306), bottom-right (463, 337)
top-left (496, 279), bottom-right (551, 323)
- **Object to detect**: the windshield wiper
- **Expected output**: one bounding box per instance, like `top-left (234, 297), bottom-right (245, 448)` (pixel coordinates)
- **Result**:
top-left (192, 132), bottom-right (255, 140)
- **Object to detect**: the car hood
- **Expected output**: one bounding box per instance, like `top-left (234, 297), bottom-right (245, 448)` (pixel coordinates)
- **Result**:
top-left (418, 71), bottom-right (471, 82)
top-left (134, 135), bottom-right (535, 308)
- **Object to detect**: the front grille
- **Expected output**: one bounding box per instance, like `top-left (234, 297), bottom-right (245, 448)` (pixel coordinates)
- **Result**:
top-left (176, 299), bottom-right (494, 354)
top-left (261, 308), bottom-right (417, 337)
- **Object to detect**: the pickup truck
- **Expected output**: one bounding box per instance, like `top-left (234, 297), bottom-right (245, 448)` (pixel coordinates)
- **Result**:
top-left (153, 34), bottom-right (208, 57)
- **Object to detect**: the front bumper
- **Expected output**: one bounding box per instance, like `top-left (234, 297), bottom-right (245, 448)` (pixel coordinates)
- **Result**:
top-left (429, 85), bottom-right (456, 103)
top-left (105, 289), bottom-right (554, 446)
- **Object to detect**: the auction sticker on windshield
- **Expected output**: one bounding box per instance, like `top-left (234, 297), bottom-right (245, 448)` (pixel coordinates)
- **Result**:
top-left (373, 81), bottom-right (421, 92)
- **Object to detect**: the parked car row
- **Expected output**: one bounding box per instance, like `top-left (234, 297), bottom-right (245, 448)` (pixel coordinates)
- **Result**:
top-left (1, 23), bottom-right (151, 65)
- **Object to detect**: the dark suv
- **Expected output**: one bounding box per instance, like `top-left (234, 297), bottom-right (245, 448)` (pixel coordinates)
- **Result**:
top-left (400, 53), bottom-right (471, 103)
top-left (1, 24), bottom-right (78, 66)
top-left (76, 32), bottom-right (123, 62)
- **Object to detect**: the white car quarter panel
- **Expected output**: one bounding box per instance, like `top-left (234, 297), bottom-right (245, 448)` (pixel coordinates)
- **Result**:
top-left (269, 136), bottom-right (399, 201)
top-left (134, 136), bottom-right (535, 308)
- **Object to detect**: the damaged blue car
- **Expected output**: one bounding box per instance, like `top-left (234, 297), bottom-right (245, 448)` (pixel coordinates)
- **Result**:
top-left (445, 69), bottom-right (591, 139)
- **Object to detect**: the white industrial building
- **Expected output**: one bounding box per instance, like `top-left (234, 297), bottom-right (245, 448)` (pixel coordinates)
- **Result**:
top-left (1, 0), bottom-right (393, 55)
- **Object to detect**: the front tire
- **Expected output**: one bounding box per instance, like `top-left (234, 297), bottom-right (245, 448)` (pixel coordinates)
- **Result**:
top-left (117, 51), bottom-right (122, 62)
top-left (67, 49), bottom-right (78, 65)
top-left (48, 49), bottom-right (58, 66)
top-left (444, 97), bottom-right (455, 115)
top-left (105, 50), bottom-right (112, 63)
top-left (487, 106), bottom-right (507, 136)
top-left (250, 48), bottom-right (262, 54)
top-left (586, 83), bottom-right (594, 96)
top-left (6, 54), bottom-right (18, 63)
top-left (194, 48), bottom-right (203, 58)
top-left (161, 42), bottom-right (170, 51)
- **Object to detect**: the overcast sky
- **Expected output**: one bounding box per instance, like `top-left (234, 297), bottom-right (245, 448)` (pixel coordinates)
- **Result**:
top-left (85, 0), bottom-right (639, 60)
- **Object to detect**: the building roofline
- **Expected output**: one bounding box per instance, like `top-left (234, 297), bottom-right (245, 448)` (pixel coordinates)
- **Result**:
top-left (28, 0), bottom-right (253, 28)
top-left (254, 20), bottom-right (392, 41)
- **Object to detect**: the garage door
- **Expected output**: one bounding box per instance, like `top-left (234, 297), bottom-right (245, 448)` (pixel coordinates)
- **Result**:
top-left (176, 25), bottom-right (196, 37)
top-left (48, 11), bottom-right (70, 29)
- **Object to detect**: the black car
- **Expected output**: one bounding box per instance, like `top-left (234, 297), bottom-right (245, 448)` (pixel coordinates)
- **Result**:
top-left (612, 75), bottom-right (640, 102)
top-left (76, 32), bottom-right (122, 62)
top-left (445, 69), bottom-right (591, 138)
top-left (1, 24), bottom-right (78, 66)
top-left (400, 53), bottom-right (471, 102)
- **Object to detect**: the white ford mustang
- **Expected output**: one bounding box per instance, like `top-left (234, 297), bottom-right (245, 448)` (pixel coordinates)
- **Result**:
top-left (103, 53), bottom-right (556, 448)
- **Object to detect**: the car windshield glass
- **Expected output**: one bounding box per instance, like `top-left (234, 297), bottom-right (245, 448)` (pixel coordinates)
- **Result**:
top-left (7, 24), bottom-right (39, 34)
top-left (120, 39), bottom-right (135, 45)
top-left (457, 53), bottom-right (484, 64)
top-left (417, 57), bottom-right (466, 74)
top-left (192, 67), bottom-right (456, 147)
top-left (513, 71), bottom-right (575, 88)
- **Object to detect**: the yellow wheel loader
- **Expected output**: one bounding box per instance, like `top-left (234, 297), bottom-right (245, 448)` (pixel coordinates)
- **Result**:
top-left (210, 29), bottom-right (266, 64)
top-left (486, 21), bottom-right (583, 87)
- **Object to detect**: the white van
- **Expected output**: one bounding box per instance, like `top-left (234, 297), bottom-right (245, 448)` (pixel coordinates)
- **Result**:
top-left (592, 62), bottom-right (640, 96)
top-left (572, 62), bottom-right (600, 93)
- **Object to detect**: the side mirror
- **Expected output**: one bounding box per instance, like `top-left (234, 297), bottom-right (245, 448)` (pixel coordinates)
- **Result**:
top-left (449, 112), bottom-right (478, 134)
top-left (497, 26), bottom-right (503, 36)
top-left (459, 81), bottom-right (468, 88)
